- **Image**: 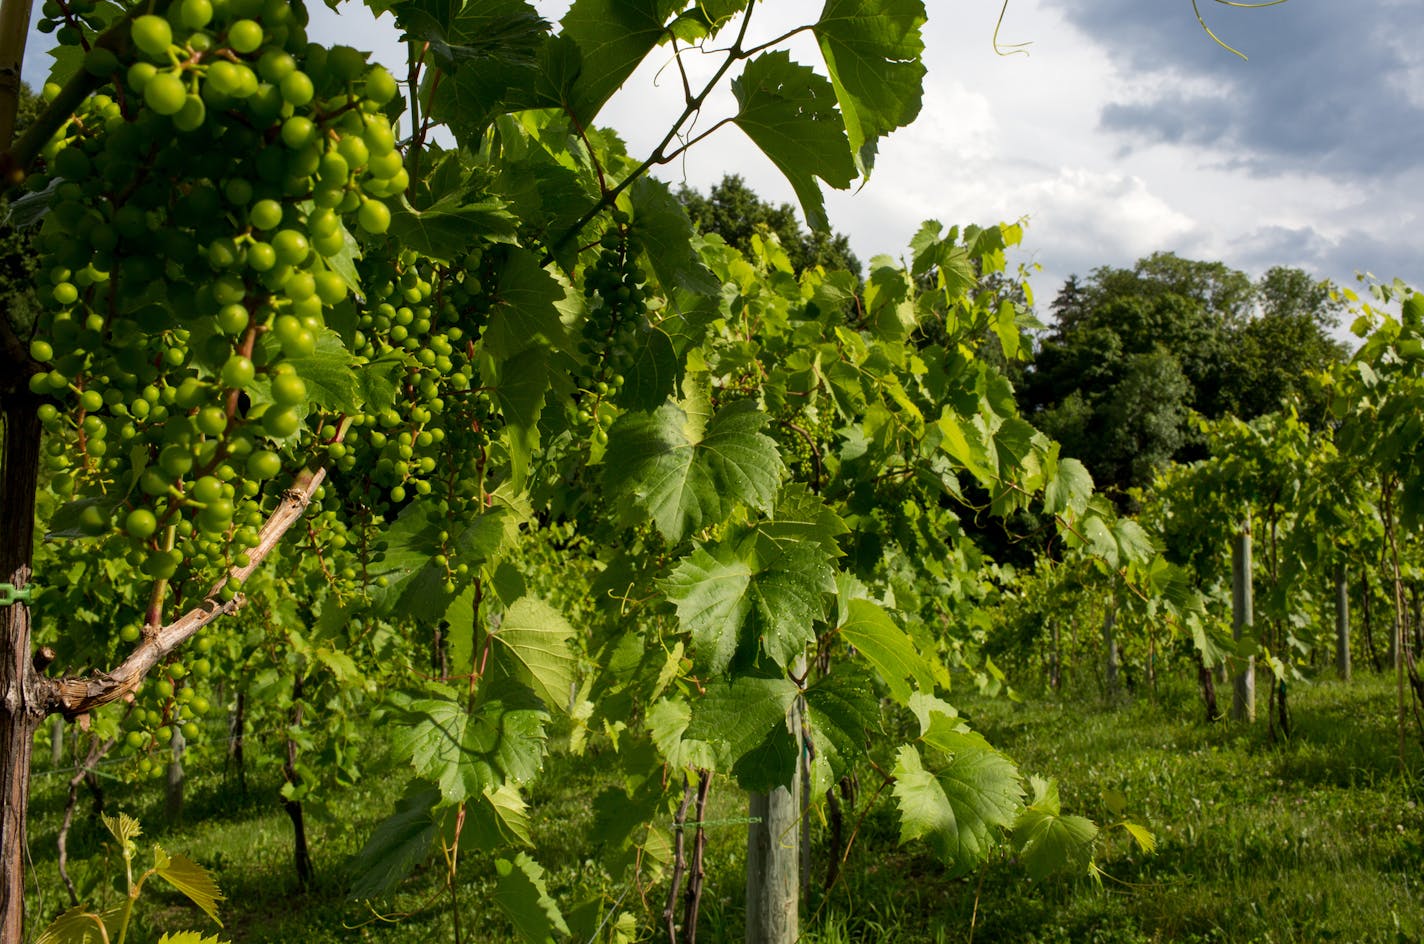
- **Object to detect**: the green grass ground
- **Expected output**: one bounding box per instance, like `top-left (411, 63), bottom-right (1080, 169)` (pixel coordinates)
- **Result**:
top-left (21, 672), bottom-right (1424, 943)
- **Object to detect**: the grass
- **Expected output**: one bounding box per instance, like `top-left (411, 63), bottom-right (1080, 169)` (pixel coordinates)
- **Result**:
top-left (20, 672), bottom-right (1424, 943)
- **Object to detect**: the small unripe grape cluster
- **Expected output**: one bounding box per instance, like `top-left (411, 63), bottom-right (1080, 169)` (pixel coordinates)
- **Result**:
top-left (27, 0), bottom-right (406, 587)
top-left (575, 219), bottom-right (648, 444)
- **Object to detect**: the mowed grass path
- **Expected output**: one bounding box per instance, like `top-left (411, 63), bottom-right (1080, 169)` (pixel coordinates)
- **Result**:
top-left (21, 674), bottom-right (1424, 943)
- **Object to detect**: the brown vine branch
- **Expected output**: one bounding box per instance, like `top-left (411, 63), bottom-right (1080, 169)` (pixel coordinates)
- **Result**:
top-left (42, 463), bottom-right (329, 718)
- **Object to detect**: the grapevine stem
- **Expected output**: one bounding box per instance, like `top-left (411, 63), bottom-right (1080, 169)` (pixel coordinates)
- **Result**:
top-left (550, 0), bottom-right (758, 256)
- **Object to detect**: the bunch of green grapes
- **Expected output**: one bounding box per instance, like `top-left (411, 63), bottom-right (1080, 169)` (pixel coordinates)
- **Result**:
top-left (574, 218), bottom-right (648, 444)
top-left (26, 0), bottom-right (403, 595)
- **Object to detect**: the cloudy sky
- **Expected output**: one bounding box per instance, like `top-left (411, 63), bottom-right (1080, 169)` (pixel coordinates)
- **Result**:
top-left (23, 0), bottom-right (1424, 316)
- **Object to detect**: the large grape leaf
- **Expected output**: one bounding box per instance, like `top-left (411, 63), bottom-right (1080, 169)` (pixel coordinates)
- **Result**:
top-left (605, 397), bottom-right (783, 543)
top-left (748, 542), bottom-right (837, 668)
top-left (348, 782), bottom-right (443, 899)
top-left (495, 346), bottom-right (550, 488)
top-left (1043, 456), bottom-right (1093, 518)
top-left (659, 676), bottom-right (799, 788)
top-left (1011, 776), bottom-right (1098, 880)
top-left (731, 51), bottom-right (856, 232)
top-left (758, 483), bottom-right (849, 558)
top-left (482, 247), bottom-right (573, 360)
top-left (804, 664), bottom-right (879, 793)
top-left (659, 544), bottom-right (753, 675)
top-left (386, 190), bottom-right (518, 263)
top-left (891, 732), bottom-right (1023, 876)
top-left (388, 680), bottom-right (549, 804)
top-left (494, 853), bottom-right (569, 943)
top-left (560, 0), bottom-right (682, 123)
top-left (836, 598), bottom-right (936, 704)
top-left (489, 597), bottom-right (577, 712)
top-left (661, 536), bottom-right (834, 673)
top-left (813, 0), bottom-right (927, 176)
top-left (391, 0), bottom-right (548, 71)
top-left (630, 176), bottom-right (721, 295)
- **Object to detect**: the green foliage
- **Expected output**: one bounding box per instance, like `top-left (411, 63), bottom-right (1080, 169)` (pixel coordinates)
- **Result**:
top-left (34, 813), bottom-right (226, 944)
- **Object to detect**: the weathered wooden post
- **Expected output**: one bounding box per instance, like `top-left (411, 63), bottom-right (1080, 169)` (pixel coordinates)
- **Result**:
top-left (1335, 562), bottom-right (1351, 680)
top-left (1232, 521), bottom-right (1256, 722)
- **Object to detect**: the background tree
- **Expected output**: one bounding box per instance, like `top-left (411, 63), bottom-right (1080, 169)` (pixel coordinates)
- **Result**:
top-left (677, 174), bottom-right (861, 276)
top-left (1021, 252), bottom-right (1345, 506)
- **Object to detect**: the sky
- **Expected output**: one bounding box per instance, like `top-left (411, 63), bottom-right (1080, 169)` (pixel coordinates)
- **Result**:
top-left (21, 0), bottom-right (1424, 317)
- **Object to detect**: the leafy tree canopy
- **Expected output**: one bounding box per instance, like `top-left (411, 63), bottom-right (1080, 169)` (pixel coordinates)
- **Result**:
top-left (677, 173), bottom-right (862, 276)
top-left (1021, 252), bottom-right (1346, 505)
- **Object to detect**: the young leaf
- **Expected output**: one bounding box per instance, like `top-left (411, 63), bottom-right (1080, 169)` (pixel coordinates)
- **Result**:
top-left (154, 933), bottom-right (228, 944)
top-left (464, 783), bottom-right (535, 851)
top-left (34, 906), bottom-right (116, 944)
top-left (152, 845), bottom-right (225, 926)
top-left (731, 51), bottom-right (857, 232)
top-left (494, 853), bottom-right (570, 943)
top-left (813, 0), bottom-right (927, 176)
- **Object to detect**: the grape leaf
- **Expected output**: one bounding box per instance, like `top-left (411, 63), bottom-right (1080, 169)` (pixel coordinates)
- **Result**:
top-left (388, 680), bottom-right (549, 804)
top-left (559, 0), bottom-right (682, 123)
top-left (392, 0), bottom-right (548, 72)
top-left (482, 247), bottom-right (573, 360)
top-left (731, 51), bottom-right (856, 232)
top-left (814, 0), bottom-right (927, 176)
top-left (836, 598), bottom-right (936, 704)
top-left (495, 346), bottom-right (550, 487)
top-left (348, 782), bottom-right (443, 899)
top-left (494, 853), bottom-right (569, 943)
top-left (490, 597), bottom-right (577, 712)
top-left (892, 737), bottom-right (1023, 876)
top-left (659, 544), bottom-right (752, 675)
top-left (463, 783), bottom-right (534, 851)
top-left (605, 397), bottom-right (782, 543)
top-left (630, 176), bottom-right (721, 295)
top-left (661, 534), bottom-right (833, 673)
top-left (1043, 456), bottom-right (1093, 518)
top-left (804, 664), bottom-right (879, 791)
top-left (1011, 776), bottom-right (1098, 880)
top-left (386, 191), bottom-right (518, 263)
top-left (152, 845), bottom-right (225, 925)
top-left (679, 675), bottom-right (799, 786)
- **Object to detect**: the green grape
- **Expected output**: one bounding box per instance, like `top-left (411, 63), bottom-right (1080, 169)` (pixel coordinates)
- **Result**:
top-left (125, 508), bottom-right (158, 539)
top-left (280, 70), bottom-right (313, 105)
top-left (173, 95), bottom-right (207, 132)
top-left (270, 371), bottom-right (306, 406)
top-left (131, 15), bottom-right (173, 59)
top-left (247, 241), bottom-right (277, 271)
top-left (227, 18), bottom-right (264, 54)
top-left (180, 0), bottom-right (213, 29)
top-left (247, 449), bottom-right (282, 479)
top-left (364, 65), bottom-right (397, 103)
top-left (261, 407), bottom-right (300, 437)
top-left (221, 354), bottom-right (255, 388)
top-left (144, 73), bottom-right (188, 116)
top-left (195, 405), bottom-right (227, 436)
top-left (258, 49), bottom-right (296, 81)
top-left (249, 198), bottom-right (283, 230)
top-left (357, 199), bottom-right (390, 234)
top-left (272, 229), bottom-right (309, 265)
